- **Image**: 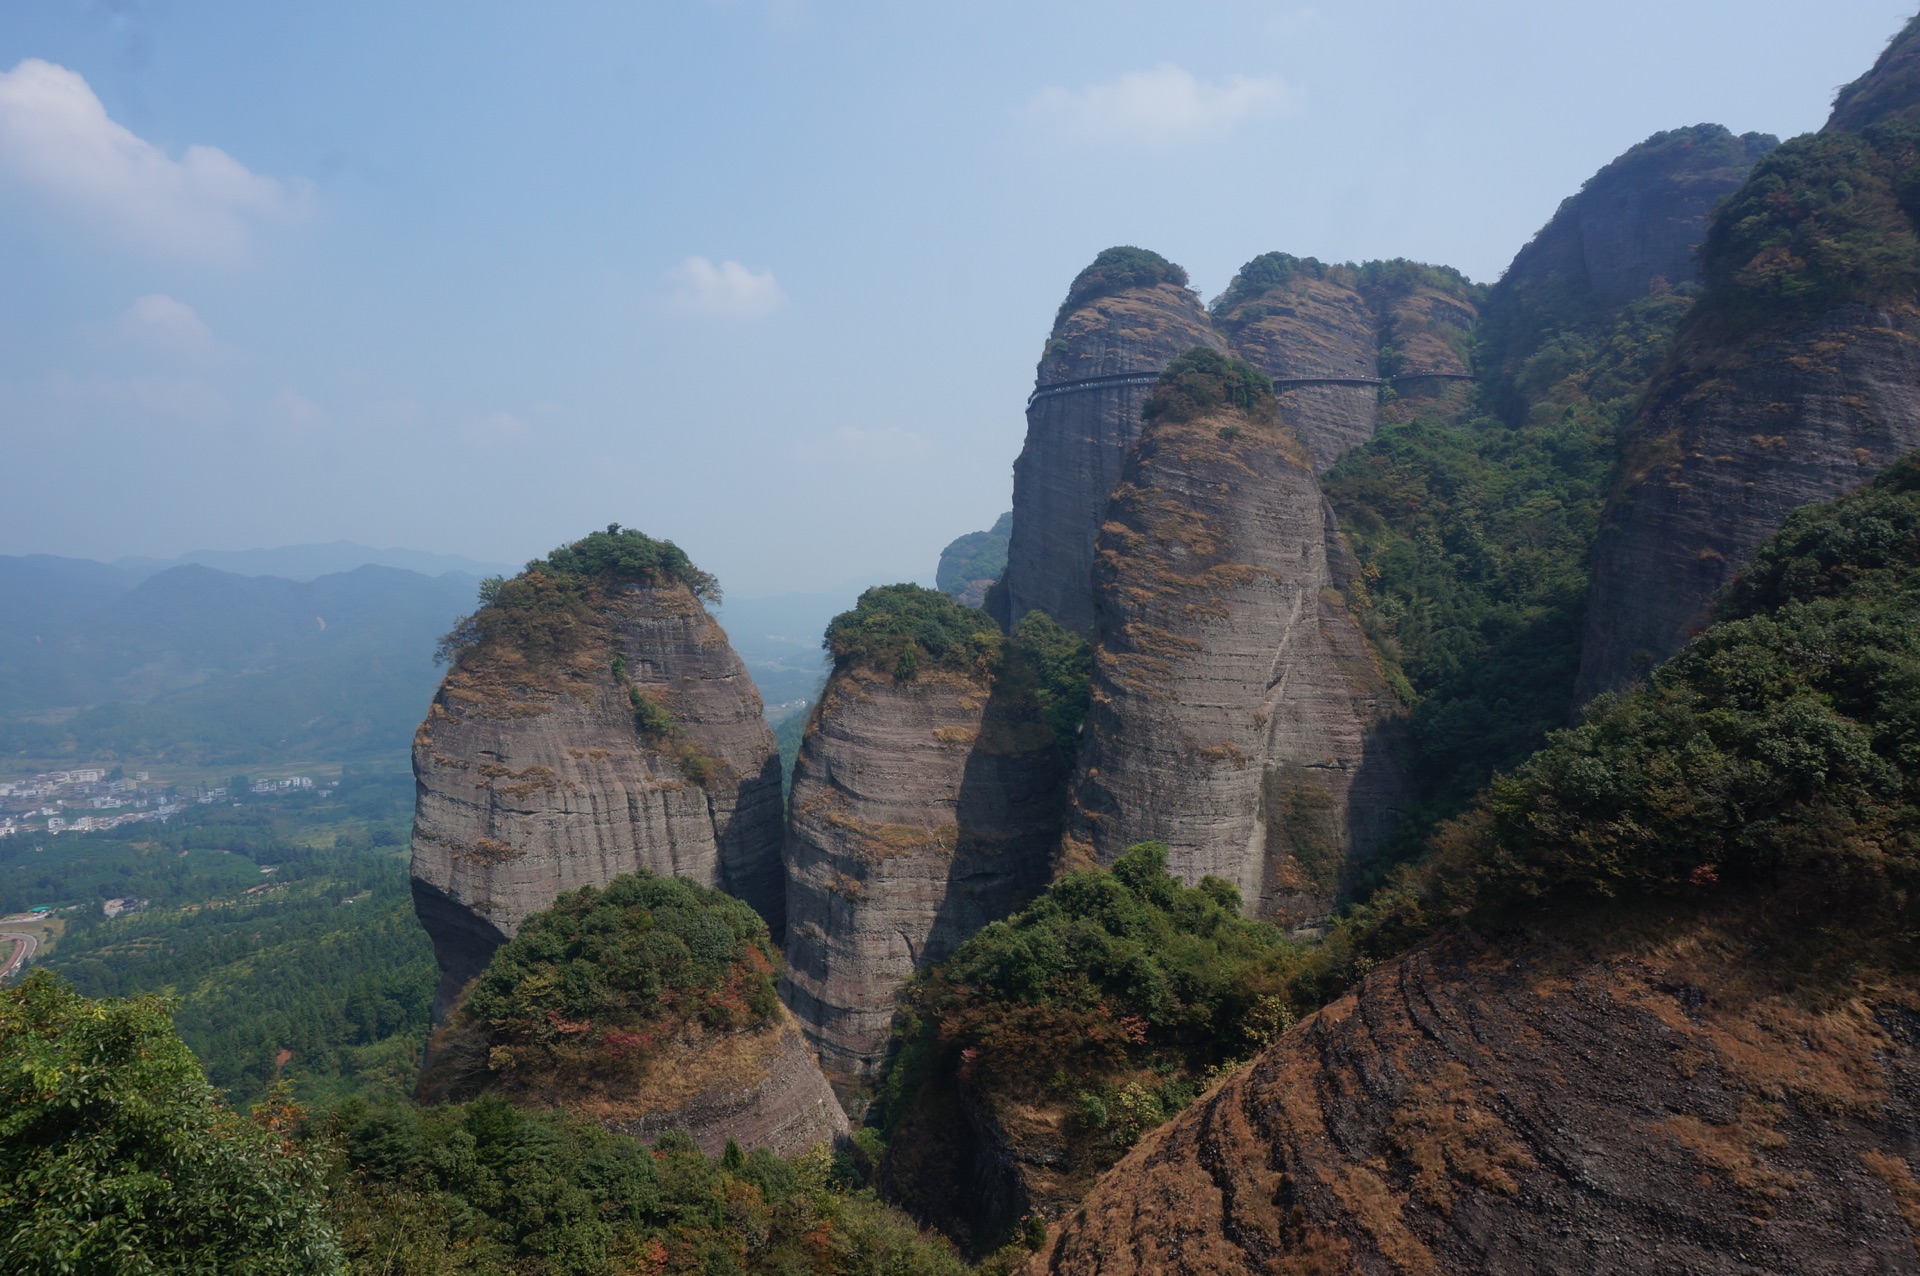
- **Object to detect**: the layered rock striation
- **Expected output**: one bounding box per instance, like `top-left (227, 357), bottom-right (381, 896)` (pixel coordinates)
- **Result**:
top-left (1069, 351), bottom-right (1402, 923)
top-left (1037, 916), bottom-right (1920, 1275)
top-left (1574, 78), bottom-right (1920, 703)
top-left (411, 531), bottom-right (784, 1021)
top-left (782, 586), bottom-right (1071, 1097)
top-left (1000, 247), bottom-right (1225, 634)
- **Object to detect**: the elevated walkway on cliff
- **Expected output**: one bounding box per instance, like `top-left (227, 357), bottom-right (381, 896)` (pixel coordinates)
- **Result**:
top-left (1026, 367), bottom-right (1476, 409)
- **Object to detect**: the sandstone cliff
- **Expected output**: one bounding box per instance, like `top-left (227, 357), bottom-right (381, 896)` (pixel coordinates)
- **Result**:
top-left (782, 586), bottom-right (1072, 1101)
top-left (1000, 247), bottom-right (1225, 634)
top-left (1036, 912), bottom-right (1920, 1275)
top-left (1574, 94), bottom-right (1920, 702)
top-left (1069, 350), bottom-right (1401, 924)
top-left (410, 530), bottom-right (784, 1021)
top-left (1478, 124), bottom-right (1775, 405)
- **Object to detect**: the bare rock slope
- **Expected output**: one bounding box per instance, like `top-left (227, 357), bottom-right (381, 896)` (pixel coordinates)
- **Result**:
top-left (783, 588), bottom-right (1069, 1098)
top-left (999, 248), bottom-right (1225, 635)
top-left (1038, 914), bottom-right (1920, 1275)
top-left (1069, 351), bottom-right (1401, 924)
top-left (411, 542), bottom-right (784, 1020)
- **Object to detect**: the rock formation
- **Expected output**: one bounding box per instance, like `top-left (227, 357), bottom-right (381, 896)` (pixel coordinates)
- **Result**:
top-left (936, 511), bottom-right (1012, 609)
top-left (1069, 350), bottom-right (1401, 924)
top-left (1036, 914), bottom-right (1920, 1275)
top-left (1211, 254), bottom-right (1382, 473)
top-left (999, 247), bottom-right (1225, 634)
top-left (783, 586), bottom-right (1070, 1100)
top-left (1213, 255), bottom-right (1480, 472)
top-left (410, 530), bottom-right (784, 1021)
top-left (1574, 67), bottom-right (1920, 703)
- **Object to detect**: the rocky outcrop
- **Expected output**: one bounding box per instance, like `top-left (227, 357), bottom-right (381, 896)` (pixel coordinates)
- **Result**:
top-left (936, 512), bottom-right (1012, 609)
top-left (1000, 248), bottom-right (1225, 634)
top-left (1068, 352), bottom-right (1401, 924)
top-left (1036, 911), bottom-right (1920, 1275)
top-left (1213, 255), bottom-right (1381, 473)
top-left (602, 1009), bottom-right (849, 1157)
top-left (411, 571), bottom-right (783, 1021)
top-left (783, 592), bottom-right (1069, 1101)
top-left (1576, 306), bottom-right (1920, 701)
top-left (1828, 14), bottom-right (1920, 133)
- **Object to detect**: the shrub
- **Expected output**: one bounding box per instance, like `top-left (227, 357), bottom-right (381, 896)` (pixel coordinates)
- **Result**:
top-left (1055, 246), bottom-right (1189, 324)
top-left (0, 971), bottom-right (344, 1274)
top-left (823, 584), bottom-right (1000, 679)
top-left (1140, 347), bottom-right (1276, 426)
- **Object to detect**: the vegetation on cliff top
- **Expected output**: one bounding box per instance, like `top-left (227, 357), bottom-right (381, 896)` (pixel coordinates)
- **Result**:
top-left (1054, 246), bottom-right (1188, 325)
top-left (427, 872), bottom-right (781, 1100)
top-left (1684, 120), bottom-right (1920, 348)
top-left (824, 584), bottom-right (1000, 680)
top-left (436, 525), bottom-right (717, 670)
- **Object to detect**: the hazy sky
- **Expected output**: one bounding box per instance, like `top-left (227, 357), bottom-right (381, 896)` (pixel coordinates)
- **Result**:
top-left (0, 2), bottom-right (1911, 595)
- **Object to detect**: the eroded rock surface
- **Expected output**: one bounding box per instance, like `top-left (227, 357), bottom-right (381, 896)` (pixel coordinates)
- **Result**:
top-left (412, 579), bottom-right (783, 1020)
top-left (1069, 356), bottom-right (1401, 923)
top-left (1038, 916), bottom-right (1920, 1275)
top-left (1001, 257), bottom-right (1224, 634)
top-left (784, 661), bottom-right (1065, 1099)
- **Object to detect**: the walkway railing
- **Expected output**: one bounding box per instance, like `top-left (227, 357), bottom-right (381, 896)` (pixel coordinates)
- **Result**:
top-left (1027, 367), bottom-right (1475, 409)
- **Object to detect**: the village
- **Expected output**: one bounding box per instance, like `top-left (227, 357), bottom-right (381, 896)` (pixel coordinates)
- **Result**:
top-left (0, 768), bottom-right (329, 840)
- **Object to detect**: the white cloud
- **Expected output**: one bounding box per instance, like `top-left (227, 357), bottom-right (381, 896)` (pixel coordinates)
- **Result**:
top-left (1027, 64), bottom-right (1298, 146)
top-left (668, 256), bottom-right (788, 319)
top-left (0, 58), bottom-right (310, 263)
top-left (116, 294), bottom-right (220, 357)
top-left (267, 387), bottom-right (329, 434)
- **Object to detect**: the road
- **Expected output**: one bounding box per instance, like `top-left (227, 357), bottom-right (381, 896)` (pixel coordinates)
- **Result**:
top-left (0, 931), bottom-right (37, 980)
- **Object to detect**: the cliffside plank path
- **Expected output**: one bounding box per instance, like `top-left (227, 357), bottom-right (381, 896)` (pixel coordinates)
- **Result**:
top-left (1025, 367), bottom-right (1476, 407)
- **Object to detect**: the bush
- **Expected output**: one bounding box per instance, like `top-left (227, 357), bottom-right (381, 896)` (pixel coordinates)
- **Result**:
top-left (1140, 347), bottom-right (1276, 426)
top-left (1055, 246), bottom-right (1188, 324)
top-left (1009, 610), bottom-right (1092, 756)
top-left (823, 584), bottom-right (1000, 679)
top-left (443, 872), bottom-right (781, 1091)
top-left (0, 971), bottom-right (343, 1274)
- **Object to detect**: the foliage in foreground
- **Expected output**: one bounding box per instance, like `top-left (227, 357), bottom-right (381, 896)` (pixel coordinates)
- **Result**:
top-left (329, 1099), bottom-right (964, 1276)
top-left (0, 970), bottom-right (343, 1274)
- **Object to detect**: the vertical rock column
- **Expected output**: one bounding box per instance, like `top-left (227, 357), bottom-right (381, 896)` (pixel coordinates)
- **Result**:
top-left (1000, 248), bottom-right (1225, 634)
top-left (1069, 351), bottom-right (1402, 924)
top-left (411, 569), bottom-right (783, 1021)
top-left (781, 591), bottom-right (1067, 1100)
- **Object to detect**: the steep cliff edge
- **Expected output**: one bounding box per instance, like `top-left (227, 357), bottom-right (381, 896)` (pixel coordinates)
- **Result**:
top-left (782, 586), bottom-right (1081, 1101)
top-left (1575, 99), bottom-right (1920, 702)
top-left (420, 871), bottom-right (846, 1158)
top-left (410, 527), bottom-right (783, 1021)
top-left (1038, 916), bottom-right (1920, 1276)
top-left (999, 247), bottom-right (1225, 634)
top-left (1069, 350), bottom-right (1401, 923)
top-left (1038, 453), bottom-right (1920, 1273)
top-left (1478, 124), bottom-right (1776, 408)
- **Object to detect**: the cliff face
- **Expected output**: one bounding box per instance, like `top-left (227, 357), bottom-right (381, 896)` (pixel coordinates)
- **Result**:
top-left (783, 631), bottom-right (1066, 1099)
top-left (1001, 251), bottom-right (1224, 634)
top-left (1574, 114), bottom-right (1920, 703)
top-left (1828, 16), bottom-right (1920, 134)
top-left (1069, 353), bottom-right (1401, 923)
top-left (1214, 258), bottom-right (1379, 474)
top-left (411, 576), bottom-right (783, 1020)
top-left (1037, 913), bottom-right (1920, 1275)
top-left (596, 1009), bottom-right (848, 1158)
top-left (1576, 307), bottom-right (1920, 700)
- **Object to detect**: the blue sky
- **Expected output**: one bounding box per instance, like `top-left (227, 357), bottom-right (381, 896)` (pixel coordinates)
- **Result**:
top-left (0, 1), bottom-right (1911, 595)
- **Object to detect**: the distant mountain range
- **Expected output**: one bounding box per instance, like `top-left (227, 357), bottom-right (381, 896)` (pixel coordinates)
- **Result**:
top-left (0, 554), bottom-right (482, 769)
top-left (111, 541), bottom-right (516, 583)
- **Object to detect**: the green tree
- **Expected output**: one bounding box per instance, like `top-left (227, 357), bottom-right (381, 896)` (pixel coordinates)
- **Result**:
top-left (0, 970), bottom-right (344, 1274)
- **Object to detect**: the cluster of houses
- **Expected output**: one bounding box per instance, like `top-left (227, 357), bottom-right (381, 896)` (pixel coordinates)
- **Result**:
top-left (0, 768), bottom-right (328, 839)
